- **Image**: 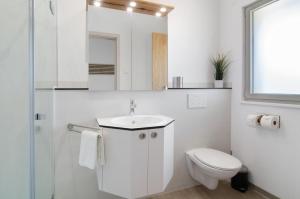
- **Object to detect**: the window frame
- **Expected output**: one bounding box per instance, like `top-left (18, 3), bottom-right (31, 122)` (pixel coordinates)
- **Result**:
top-left (244, 0), bottom-right (300, 104)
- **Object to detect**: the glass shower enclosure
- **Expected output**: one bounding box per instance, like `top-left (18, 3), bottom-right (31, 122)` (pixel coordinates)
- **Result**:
top-left (0, 0), bottom-right (56, 198)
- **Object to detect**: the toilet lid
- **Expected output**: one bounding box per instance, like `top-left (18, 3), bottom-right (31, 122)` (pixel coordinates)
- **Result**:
top-left (193, 148), bottom-right (242, 171)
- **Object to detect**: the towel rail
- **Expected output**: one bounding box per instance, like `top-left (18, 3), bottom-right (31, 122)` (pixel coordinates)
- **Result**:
top-left (67, 123), bottom-right (101, 133)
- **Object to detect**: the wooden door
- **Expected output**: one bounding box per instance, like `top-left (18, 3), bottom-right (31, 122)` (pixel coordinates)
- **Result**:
top-left (152, 33), bottom-right (168, 90)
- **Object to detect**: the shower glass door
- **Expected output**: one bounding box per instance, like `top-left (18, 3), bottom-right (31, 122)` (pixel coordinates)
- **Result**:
top-left (1, 0), bottom-right (56, 198)
top-left (34, 0), bottom-right (57, 198)
top-left (0, 0), bottom-right (32, 198)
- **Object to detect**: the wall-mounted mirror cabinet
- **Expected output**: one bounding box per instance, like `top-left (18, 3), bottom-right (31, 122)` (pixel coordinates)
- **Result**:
top-left (87, 1), bottom-right (173, 91)
top-left (55, 0), bottom-right (174, 91)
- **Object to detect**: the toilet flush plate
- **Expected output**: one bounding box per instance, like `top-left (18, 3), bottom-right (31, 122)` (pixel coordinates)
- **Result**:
top-left (188, 94), bottom-right (207, 109)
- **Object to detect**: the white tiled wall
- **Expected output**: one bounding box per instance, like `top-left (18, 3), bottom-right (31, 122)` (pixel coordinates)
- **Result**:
top-left (53, 90), bottom-right (231, 199)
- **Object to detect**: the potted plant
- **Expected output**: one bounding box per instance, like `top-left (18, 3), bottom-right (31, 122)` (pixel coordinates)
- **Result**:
top-left (210, 53), bottom-right (230, 88)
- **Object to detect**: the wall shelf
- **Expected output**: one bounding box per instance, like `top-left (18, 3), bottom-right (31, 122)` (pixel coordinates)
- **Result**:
top-left (55, 88), bottom-right (89, 90)
top-left (168, 87), bottom-right (232, 90)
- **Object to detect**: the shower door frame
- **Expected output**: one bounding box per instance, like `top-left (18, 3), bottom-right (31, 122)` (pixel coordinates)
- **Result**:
top-left (28, 0), bottom-right (35, 198)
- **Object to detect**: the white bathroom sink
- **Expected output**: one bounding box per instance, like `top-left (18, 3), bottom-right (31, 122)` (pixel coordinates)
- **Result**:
top-left (97, 115), bottom-right (174, 130)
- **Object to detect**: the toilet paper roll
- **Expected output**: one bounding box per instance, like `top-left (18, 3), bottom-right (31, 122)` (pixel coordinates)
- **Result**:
top-left (247, 114), bottom-right (261, 127)
top-left (260, 115), bottom-right (280, 129)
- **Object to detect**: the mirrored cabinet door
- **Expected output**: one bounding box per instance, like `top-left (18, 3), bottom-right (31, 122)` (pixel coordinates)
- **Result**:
top-left (88, 34), bottom-right (118, 91)
top-left (88, 7), bottom-right (133, 90)
top-left (131, 12), bottom-right (167, 90)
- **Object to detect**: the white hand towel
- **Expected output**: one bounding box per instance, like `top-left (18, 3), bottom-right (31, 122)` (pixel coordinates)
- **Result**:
top-left (79, 130), bottom-right (104, 170)
top-left (96, 129), bottom-right (105, 190)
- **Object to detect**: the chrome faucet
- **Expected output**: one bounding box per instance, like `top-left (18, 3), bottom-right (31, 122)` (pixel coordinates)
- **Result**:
top-left (129, 99), bottom-right (137, 115)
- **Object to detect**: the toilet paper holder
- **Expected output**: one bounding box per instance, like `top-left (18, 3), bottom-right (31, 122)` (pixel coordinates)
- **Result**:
top-left (258, 115), bottom-right (280, 128)
top-left (248, 114), bottom-right (280, 129)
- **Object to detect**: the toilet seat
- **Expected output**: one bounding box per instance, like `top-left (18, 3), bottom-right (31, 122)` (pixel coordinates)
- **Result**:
top-left (192, 148), bottom-right (241, 171)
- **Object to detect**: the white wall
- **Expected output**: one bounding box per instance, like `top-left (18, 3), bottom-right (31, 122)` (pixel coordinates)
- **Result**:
top-left (54, 90), bottom-right (231, 199)
top-left (166, 0), bottom-right (220, 87)
top-left (35, 0), bottom-right (57, 88)
top-left (220, 0), bottom-right (300, 198)
top-left (89, 37), bottom-right (116, 65)
top-left (57, 0), bottom-right (88, 88)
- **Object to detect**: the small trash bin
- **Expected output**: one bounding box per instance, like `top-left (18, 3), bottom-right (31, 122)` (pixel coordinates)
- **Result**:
top-left (231, 165), bottom-right (249, 193)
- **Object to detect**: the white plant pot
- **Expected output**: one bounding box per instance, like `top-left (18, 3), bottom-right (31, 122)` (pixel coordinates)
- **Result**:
top-left (214, 80), bottom-right (224, 88)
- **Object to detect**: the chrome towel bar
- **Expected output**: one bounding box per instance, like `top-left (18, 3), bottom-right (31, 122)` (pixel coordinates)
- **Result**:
top-left (67, 123), bottom-right (101, 133)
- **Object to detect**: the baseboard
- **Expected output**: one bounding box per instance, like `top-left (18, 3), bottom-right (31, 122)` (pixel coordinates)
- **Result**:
top-left (250, 183), bottom-right (280, 199)
top-left (146, 181), bottom-right (280, 199)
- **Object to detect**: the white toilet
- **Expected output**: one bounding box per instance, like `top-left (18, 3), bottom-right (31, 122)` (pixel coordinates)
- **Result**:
top-left (186, 148), bottom-right (242, 190)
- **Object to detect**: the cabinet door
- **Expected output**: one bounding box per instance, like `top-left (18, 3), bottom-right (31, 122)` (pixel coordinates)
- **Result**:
top-left (102, 128), bottom-right (130, 197)
top-left (148, 124), bottom-right (174, 195)
top-left (130, 130), bottom-right (149, 198)
top-left (102, 129), bottom-right (148, 199)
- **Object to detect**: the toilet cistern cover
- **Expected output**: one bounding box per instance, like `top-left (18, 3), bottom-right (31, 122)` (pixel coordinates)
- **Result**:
top-left (193, 148), bottom-right (242, 171)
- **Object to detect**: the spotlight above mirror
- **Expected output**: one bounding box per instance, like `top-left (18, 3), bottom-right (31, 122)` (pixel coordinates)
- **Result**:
top-left (87, 0), bottom-right (174, 17)
top-left (129, 1), bottom-right (137, 7)
top-left (160, 7), bottom-right (167, 13)
top-left (93, 0), bottom-right (101, 7)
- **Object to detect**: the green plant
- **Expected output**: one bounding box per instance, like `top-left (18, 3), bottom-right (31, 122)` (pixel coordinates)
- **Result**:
top-left (210, 54), bottom-right (231, 80)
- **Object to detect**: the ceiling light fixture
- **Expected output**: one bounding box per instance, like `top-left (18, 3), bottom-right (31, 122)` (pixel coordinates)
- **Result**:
top-left (129, 1), bottom-right (137, 7)
top-left (160, 7), bottom-right (167, 13)
top-left (127, 7), bottom-right (133, 12)
top-left (155, 12), bottom-right (162, 17)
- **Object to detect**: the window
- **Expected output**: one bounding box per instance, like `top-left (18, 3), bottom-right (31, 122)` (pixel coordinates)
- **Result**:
top-left (245, 0), bottom-right (300, 103)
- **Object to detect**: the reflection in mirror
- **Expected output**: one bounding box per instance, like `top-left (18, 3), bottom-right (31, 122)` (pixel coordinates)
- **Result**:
top-left (35, 0), bottom-right (57, 89)
top-left (88, 7), bottom-right (132, 90)
top-left (87, 2), bottom-right (172, 91)
top-left (88, 33), bottom-right (118, 91)
top-left (131, 13), bottom-right (167, 90)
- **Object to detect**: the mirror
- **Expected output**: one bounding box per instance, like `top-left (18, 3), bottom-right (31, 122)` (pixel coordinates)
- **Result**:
top-left (88, 33), bottom-right (118, 91)
top-left (87, 2), bottom-right (171, 91)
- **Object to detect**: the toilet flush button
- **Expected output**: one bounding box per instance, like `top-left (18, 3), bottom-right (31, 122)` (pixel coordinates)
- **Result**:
top-left (188, 94), bottom-right (207, 109)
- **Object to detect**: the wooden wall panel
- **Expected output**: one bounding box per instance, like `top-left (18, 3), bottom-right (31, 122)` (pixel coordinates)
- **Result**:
top-left (152, 33), bottom-right (168, 91)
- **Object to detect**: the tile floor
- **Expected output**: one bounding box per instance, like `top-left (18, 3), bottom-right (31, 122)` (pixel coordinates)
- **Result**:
top-left (151, 182), bottom-right (270, 199)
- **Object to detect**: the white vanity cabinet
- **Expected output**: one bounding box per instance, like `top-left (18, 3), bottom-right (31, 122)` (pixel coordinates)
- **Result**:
top-left (100, 122), bottom-right (174, 199)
